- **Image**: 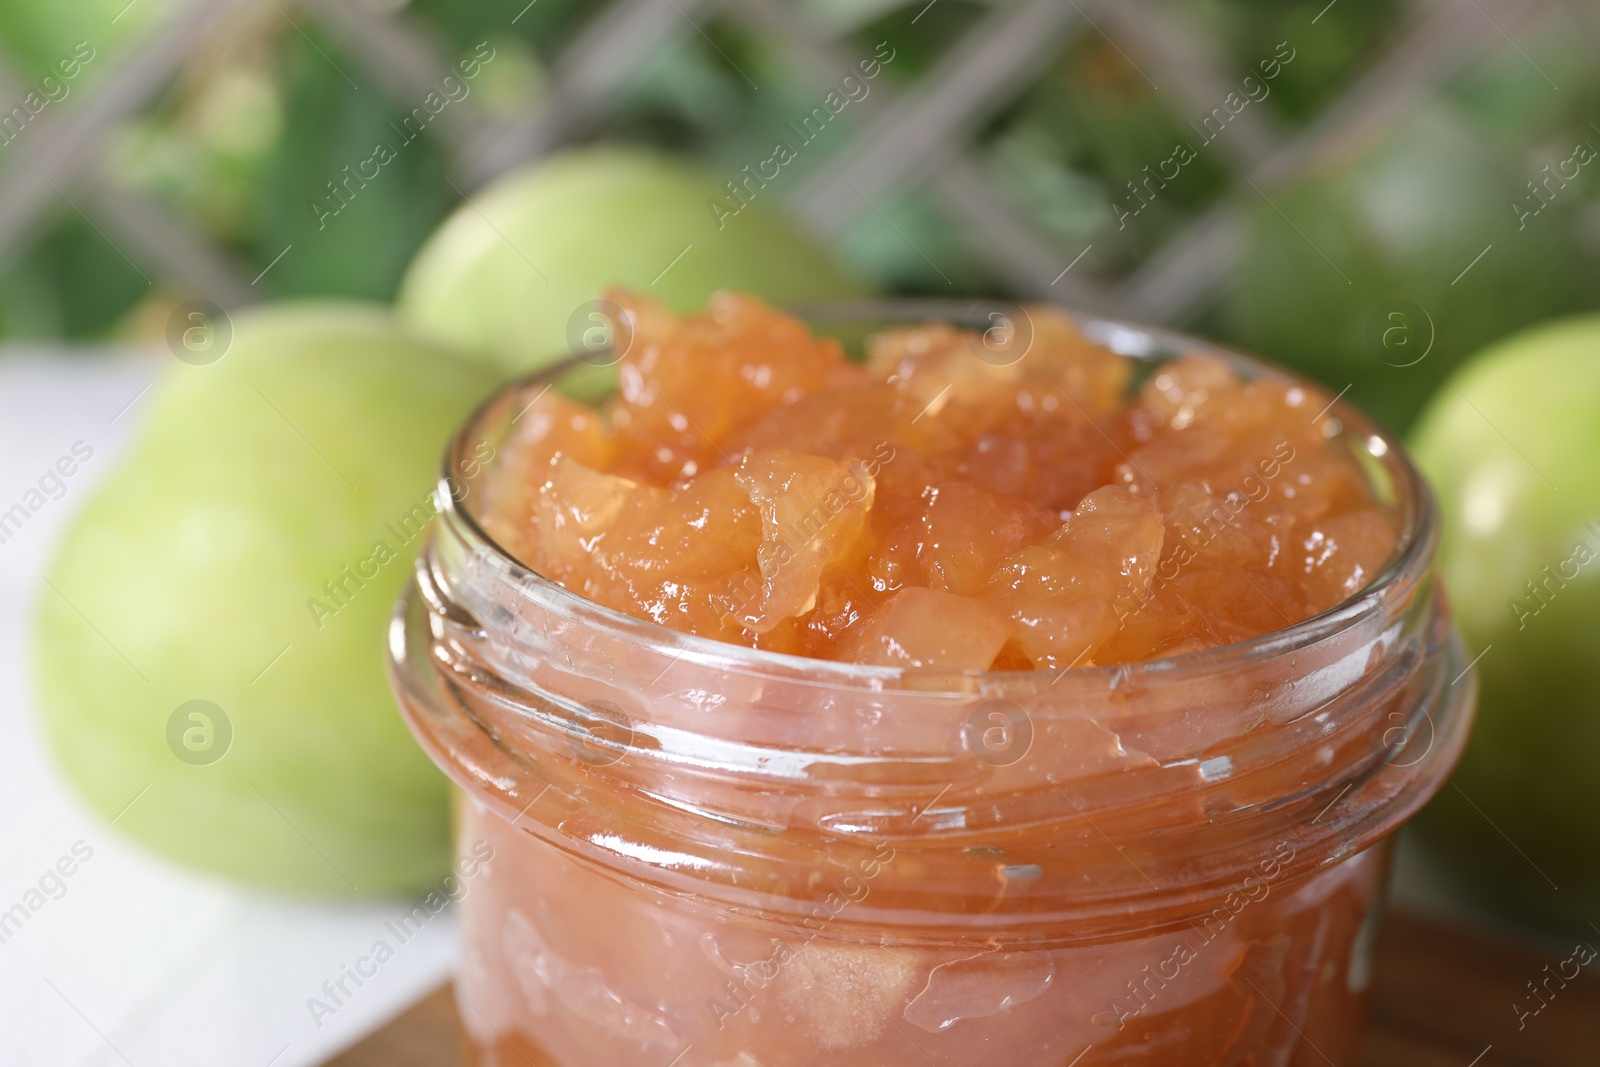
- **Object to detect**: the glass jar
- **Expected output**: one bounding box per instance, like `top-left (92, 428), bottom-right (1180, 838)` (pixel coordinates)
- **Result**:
top-left (388, 302), bottom-right (1475, 1067)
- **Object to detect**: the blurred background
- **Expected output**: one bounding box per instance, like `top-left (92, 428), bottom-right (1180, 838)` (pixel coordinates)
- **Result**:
top-left (4, 0), bottom-right (1598, 429)
top-left (4, 0), bottom-right (1600, 1064)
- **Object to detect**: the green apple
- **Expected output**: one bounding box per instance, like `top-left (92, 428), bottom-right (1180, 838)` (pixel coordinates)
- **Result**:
top-left (1410, 315), bottom-right (1600, 930)
top-left (397, 145), bottom-right (861, 376)
top-left (34, 303), bottom-right (497, 895)
top-left (1226, 105), bottom-right (1598, 432)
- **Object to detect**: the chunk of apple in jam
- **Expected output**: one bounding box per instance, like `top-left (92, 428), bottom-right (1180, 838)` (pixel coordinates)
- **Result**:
top-left (606, 290), bottom-right (866, 483)
top-left (844, 586), bottom-right (1012, 672)
top-left (986, 486), bottom-right (1165, 668)
top-left (478, 390), bottom-right (614, 561)
top-left (733, 450), bottom-right (875, 632)
top-left (531, 456), bottom-right (761, 641)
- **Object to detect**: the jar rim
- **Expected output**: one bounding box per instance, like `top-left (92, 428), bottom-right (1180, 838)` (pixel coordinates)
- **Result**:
top-left (437, 297), bottom-right (1436, 695)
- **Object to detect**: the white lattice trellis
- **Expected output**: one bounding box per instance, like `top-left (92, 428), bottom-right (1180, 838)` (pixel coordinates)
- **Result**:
top-left (0, 0), bottom-right (1578, 323)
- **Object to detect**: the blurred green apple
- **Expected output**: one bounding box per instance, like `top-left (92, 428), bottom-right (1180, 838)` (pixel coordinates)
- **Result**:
top-left (397, 145), bottom-right (861, 376)
top-left (34, 304), bottom-right (496, 895)
top-left (1410, 315), bottom-right (1600, 930)
top-left (1226, 105), bottom-right (1600, 432)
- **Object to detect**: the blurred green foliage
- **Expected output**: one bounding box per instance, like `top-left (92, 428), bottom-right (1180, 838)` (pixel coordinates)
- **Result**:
top-left (0, 0), bottom-right (1598, 428)
top-left (251, 37), bottom-right (453, 300)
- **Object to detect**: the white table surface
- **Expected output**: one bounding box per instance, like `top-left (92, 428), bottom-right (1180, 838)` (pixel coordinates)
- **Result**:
top-left (0, 348), bottom-right (456, 1067)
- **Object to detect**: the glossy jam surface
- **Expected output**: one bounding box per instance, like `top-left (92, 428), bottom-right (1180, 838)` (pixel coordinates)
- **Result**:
top-left (478, 292), bottom-right (1395, 670)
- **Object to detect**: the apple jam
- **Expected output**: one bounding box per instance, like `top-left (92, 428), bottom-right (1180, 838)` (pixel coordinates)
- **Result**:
top-left (475, 292), bottom-right (1394, 670)
top-left (389, 298), bottom-right (1475, 1066)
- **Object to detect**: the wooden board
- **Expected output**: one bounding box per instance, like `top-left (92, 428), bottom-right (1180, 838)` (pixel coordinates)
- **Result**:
top-left (326, 910), bottom-right (1600, 1066)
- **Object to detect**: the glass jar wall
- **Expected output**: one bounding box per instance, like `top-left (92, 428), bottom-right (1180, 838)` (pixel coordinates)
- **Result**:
top-left (388, 304), bottom-right (1475, 1067)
